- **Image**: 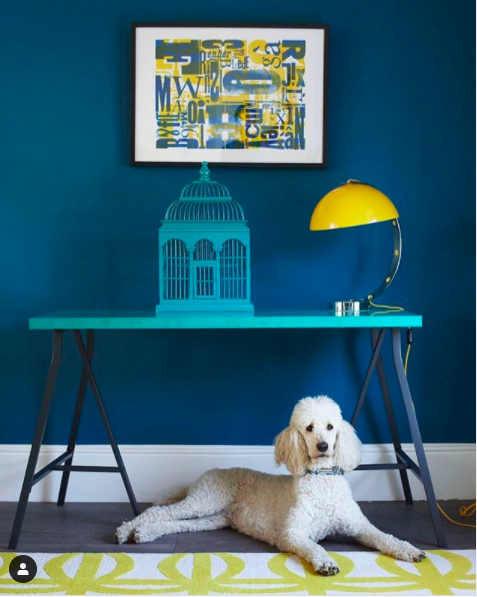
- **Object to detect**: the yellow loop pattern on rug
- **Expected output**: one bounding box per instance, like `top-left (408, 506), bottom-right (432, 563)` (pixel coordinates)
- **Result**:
top-left (0, 550), bottom-right (475, 595)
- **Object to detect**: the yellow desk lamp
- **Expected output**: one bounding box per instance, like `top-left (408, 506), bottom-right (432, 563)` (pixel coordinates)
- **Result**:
top-left (310, 180), bottom-right (401, 314)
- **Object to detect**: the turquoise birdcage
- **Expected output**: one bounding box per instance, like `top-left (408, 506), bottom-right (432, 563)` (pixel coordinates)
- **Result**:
top-left (156, 162), bottom-right (253, 314)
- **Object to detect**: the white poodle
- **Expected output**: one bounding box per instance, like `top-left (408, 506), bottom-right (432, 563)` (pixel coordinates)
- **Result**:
top-left (115, 396), bottom-right (425, 575)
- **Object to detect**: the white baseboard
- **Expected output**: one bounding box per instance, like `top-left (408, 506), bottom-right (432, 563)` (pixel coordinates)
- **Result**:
top-left (0, 443), bottom-right (474, 503)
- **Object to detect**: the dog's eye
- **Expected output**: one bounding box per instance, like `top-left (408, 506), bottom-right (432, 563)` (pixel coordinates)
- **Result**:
top-left (327, 424), bottom-right (333, 430)
top-left (306, 424), bottom-right (313, 432)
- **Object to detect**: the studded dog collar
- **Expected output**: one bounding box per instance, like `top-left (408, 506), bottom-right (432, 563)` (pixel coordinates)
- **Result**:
top-left (305, 466), bottom-right (344, 476)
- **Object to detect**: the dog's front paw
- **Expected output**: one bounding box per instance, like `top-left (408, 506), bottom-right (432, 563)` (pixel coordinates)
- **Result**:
top-left (315, 560), bottom-right (340, 576)
top-left (395, 542), bottom-right (426, 563)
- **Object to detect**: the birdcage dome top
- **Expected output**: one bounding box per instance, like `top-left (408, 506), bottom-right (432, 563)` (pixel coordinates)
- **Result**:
top-left (164, 162), bottom-right (245, 222)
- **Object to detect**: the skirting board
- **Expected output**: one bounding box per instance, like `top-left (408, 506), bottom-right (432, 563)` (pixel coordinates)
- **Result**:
top-left (0, 443), bottom-right (475, 503)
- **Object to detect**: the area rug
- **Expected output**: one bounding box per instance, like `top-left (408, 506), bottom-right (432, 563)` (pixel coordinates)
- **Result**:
top-left (0, 550), bottom-right (475, 595)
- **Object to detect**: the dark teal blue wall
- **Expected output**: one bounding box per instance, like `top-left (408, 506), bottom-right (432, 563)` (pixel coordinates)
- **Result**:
top-left (1, 0), bottom-right (475, 446)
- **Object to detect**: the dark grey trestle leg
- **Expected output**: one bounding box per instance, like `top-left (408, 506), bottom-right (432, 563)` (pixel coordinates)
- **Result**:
top-left (371, 328), bottom-right (413, 505)
top-left (9, 330), bottom-right (64, 550)
top-left (57, 330), bottom-right (94, 506)
top-left (351, 327), bottom-right (386, 427)
top-left (391, 328), bottom-right (447, 548)
top-left (73, 330), bottom-right (140, 517)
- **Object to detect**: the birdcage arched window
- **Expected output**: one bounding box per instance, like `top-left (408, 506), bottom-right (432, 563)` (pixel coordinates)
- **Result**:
top-left (157, 162), bottom-right (253, 314)
top-left (163, 239), bottom-right (189, 300)
top-left (220, 239), bottom-right (247, 300)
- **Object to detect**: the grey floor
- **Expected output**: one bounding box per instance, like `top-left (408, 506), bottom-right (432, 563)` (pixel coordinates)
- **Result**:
top-left (0, 501), bottom-right (474, 553)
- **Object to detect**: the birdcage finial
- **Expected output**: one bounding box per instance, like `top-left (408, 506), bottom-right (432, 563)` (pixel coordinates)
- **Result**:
top-left (199, 162), bottom-right (211, 182)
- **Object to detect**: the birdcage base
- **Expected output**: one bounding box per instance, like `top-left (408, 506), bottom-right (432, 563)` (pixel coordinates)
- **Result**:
top-left (156, 302), bottom-right (254, 315)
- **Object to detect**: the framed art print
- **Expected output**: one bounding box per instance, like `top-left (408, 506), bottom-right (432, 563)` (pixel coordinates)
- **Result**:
top-left (131, 24), bottom-right (328, 167)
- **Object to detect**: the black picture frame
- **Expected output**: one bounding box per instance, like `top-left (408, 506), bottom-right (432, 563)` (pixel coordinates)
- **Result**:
top-left (131, 23), bottom-right (328, 168)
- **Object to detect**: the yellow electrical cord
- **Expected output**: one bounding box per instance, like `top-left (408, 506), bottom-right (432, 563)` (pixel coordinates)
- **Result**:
top-left (404, 343), bottom-right (411, 375)
top-left (368, 299), bottom-right (404, 311)
top-left (437, 502), bottom-right (476, 529)
top-left (370, 309), bottom-right (402, 316)
top-left (368, 298), bottom-right (476, 529)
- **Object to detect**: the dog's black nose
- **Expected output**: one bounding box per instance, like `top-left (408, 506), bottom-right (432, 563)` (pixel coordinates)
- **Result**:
top-left (317, 442), bottom-right (328, 453)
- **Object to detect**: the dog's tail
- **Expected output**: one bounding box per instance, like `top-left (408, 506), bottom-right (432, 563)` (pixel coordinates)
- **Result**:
top-left (153, 485), bottom-right (190, 506)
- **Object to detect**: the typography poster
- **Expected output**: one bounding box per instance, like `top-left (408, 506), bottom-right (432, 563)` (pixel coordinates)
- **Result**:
top-left (132, 25), bottom-right (327, 167)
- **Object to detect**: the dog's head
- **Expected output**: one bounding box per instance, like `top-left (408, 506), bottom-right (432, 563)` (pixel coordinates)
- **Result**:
top-left (274, 396), bottom-right (362, 476)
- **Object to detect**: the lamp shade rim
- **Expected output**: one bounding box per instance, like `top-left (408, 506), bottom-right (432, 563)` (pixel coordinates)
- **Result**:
top-left (310, 214), bottom-right (399, 231)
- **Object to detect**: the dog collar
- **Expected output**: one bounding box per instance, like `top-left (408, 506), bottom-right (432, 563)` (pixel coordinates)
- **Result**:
top-left (305, 466), bottom-right (344, 476)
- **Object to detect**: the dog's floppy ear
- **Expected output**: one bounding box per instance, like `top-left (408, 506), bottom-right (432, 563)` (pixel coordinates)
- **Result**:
top-left (274, 426), bottom-right (308, 476)
top-left (334, 421), bottom-right (362, 472)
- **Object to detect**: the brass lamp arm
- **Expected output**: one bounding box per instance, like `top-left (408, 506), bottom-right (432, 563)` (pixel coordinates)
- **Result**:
top-left (364, 218), bottom-right (402, 304)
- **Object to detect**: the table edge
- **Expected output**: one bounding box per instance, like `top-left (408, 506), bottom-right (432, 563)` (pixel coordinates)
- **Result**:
top-left (29, 313), bottom-right (423, 330)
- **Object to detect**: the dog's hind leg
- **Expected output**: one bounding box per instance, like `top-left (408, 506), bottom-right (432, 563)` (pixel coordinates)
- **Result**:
top-left (115, 469), bottom-right (236, 544)
top-left (115, 496), bottom-right (212, 544)
top-left (132, 513), bottom-right (229, 544)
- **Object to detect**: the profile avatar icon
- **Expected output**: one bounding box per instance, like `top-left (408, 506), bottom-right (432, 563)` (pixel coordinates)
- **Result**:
top-left (9, 555), bottom-right (37, 583)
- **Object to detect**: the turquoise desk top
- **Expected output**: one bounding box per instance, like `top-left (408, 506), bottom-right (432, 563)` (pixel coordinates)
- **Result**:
top-left (29, 310), bottom-right (422, 330)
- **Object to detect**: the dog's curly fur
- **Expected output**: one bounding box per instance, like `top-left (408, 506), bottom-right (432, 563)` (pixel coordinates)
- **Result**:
top-left (115, 396), bottom-right (425, 575)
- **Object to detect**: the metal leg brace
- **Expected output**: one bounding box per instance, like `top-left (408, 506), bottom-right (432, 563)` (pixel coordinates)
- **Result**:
top-left (57, 330), bottom-right (94, 506)
top-left (8, 329), bottom-right (139, 550)
top-left (72, 330), bottom-right (139, 517)
top-left (372, 328), bottom-right (413, 505)
top-left (391, 328), bottom-right (446, 547)
top-left (9, 331), bottom-right (64, 549)
top-left (353, 327), bottom-right (446, 548)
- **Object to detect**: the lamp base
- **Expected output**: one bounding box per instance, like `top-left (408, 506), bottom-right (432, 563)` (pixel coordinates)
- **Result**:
top-left (331, 300), bottom-right (370, 315)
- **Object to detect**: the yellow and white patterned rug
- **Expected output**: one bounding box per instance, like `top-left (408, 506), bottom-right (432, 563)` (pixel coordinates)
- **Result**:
top-left (0, 550), bottom-right (475, 595)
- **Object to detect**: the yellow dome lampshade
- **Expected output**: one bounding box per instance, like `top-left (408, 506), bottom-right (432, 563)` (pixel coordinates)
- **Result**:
top-left (310, 180), bottom-right (399, 230)
top-left (310, 180), bottom-right (402, 314)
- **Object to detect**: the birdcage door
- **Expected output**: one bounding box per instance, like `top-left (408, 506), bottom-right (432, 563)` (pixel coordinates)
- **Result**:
top-left (193, 240), bottom-right (217, 299)
top-left (193, 263), bottom-right (217, 298)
